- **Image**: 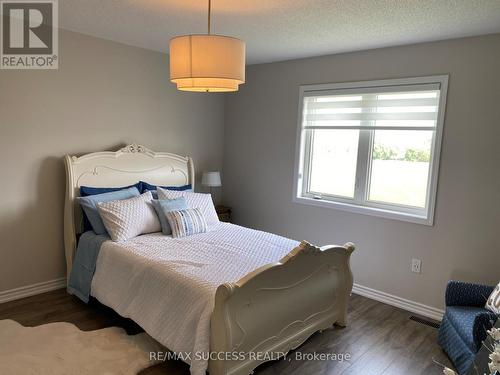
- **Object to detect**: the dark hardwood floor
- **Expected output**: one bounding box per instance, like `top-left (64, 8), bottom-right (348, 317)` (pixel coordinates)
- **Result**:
top-left (0, 289), bottom-right (453, 374)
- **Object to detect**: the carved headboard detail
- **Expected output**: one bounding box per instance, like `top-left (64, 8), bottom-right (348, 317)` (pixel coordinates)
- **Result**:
top-left (63, 144), bottom-right (195, 278)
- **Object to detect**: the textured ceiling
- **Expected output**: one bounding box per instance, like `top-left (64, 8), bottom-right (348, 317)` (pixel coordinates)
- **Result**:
top-left (60, 0), bottom-right (500, 64)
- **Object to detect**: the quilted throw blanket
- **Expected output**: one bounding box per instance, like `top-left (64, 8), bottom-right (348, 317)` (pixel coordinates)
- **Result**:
top-left (90, 222), bottom-right (299, 375)
top-left (67, 231), bottom-right (109, 303)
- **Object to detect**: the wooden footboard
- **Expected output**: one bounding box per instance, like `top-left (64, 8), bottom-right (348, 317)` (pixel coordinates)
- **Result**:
top-left (209, 241), bottom-right (355, 375)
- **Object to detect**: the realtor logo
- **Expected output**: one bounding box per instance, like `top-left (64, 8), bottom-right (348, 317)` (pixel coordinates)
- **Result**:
top-left (1, 0), bottom-right (58, 69)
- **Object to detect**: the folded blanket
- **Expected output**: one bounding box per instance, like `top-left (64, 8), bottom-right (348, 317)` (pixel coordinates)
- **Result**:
top-left (67, 231), bottom-right (109, 302)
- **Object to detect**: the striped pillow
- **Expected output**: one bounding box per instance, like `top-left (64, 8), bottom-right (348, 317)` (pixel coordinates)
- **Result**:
top-left (165, 208), bottom-right (208, 238)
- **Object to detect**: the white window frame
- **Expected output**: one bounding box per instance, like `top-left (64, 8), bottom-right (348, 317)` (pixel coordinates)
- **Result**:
top-left (293, 75), bottom-right (449, 225)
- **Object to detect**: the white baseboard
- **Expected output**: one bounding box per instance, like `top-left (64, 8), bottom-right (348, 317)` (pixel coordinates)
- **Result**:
top-left (0, 278), bottom-right (67, 304)
top-left (352, 283), bottom-right (444, 322)
top-left (0, 278), bottom-right (444, 321)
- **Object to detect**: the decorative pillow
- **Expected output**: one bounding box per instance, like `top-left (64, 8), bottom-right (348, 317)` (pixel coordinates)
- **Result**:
top-left (141, 182), bottom-right (192, 199)
top-left (80, 182), bottom-right (143, 197)
top-left (165, 208), bottom-right (208, 238)
top-left (157, 188), bottom-right (219, 229)
top-left (151, 198), bottom-right (188, 235)
top-left (486, 282), bottom-right (500, 314)
top-left (97, 191), bottom-right (161, 242)
top-left (79, 182), bottom-right (143, 231)
top-left (140, 182), bottom-right (192, 193)
top-left (76, 187), bottom-right (140, 235)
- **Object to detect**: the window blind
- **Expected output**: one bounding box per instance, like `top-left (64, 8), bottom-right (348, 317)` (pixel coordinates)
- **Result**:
top-left (302, 83), bottom-right (441, 130)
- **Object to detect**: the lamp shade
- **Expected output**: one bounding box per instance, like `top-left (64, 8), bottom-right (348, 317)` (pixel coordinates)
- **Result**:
top-left (169, 35), bottom-right (245, 92)
top-left (202, 171), bottom-right (222, 187)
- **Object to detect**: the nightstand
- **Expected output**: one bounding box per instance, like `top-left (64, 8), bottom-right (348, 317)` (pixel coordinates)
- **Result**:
top-left (216, 206), bottom-right (232, 222)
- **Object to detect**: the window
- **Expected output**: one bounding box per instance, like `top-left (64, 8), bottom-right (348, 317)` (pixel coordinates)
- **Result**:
top-left (293, 76), bottom-right (448, 225)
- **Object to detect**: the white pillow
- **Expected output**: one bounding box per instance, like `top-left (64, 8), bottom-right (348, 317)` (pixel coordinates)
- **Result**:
top-left (97, 191), bottom-right (161, 242)
top-left (485, 282), bottom-right (500, 314)
top-left (156, 188), bottom-right (219, 229)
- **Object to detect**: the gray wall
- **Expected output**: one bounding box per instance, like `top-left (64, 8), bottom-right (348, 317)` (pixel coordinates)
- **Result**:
top-left (0, 30), bottom-right (225, 292)
top-left (1, 29), bottom-right (498, 310)
top-left (223, 34), bottom-right (500, 310)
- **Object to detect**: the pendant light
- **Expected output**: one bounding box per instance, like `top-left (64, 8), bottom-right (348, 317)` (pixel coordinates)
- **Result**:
top-left (169, 0), bottom-right (245, 92)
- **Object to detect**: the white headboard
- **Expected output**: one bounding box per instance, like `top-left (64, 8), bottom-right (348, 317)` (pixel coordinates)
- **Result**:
top-left (63, 144), bottom-right (195, 278)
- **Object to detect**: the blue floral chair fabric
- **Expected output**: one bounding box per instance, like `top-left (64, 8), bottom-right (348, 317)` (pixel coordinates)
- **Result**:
top-left (438, 280), bottom-right (498, 374)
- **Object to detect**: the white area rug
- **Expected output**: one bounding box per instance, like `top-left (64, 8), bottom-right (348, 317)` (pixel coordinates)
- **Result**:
top-left (0, 319), bottom-right (163, 375)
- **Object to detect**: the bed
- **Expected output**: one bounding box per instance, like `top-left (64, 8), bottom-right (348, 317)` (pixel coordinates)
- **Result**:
top-left (64, 144), bottom-right (355, 375)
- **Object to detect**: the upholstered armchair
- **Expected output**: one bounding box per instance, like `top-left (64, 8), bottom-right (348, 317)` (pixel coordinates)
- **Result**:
top-left (438, 280), bottom-right (498, 374)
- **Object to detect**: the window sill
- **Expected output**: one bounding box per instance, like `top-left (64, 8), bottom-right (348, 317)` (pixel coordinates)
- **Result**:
top-left (293, 196), bottom-right (433, 226)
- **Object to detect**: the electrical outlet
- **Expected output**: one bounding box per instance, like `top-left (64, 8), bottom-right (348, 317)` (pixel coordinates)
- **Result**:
top-left (411, 258), bottom-right (422, 273)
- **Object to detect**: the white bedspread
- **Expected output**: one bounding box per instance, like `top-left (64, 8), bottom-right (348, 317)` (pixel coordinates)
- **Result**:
top-left (91, 222), bottom-right (299, 375)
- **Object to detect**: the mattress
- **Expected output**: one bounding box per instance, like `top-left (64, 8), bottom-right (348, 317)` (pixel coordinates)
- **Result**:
top-left (90, 222), bottom-right (299, 375)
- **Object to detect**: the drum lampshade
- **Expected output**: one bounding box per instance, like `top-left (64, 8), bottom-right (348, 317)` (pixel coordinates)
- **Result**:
top-left (169, 34), bottom-right (245, 92)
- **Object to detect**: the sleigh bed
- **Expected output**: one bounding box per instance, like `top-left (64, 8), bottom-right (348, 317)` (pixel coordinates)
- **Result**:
top-left (64, 144), bottom-right (355, 375)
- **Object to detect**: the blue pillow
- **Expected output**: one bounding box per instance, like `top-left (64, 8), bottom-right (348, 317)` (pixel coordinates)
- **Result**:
top-left (80, 182), bottom-right (143, 197)
top-left (79, 182), bottom-right (143, 230)
top-left (76, 187), bottom-right (140, 235)
top-left (140, 182), bottom-right (192, 199)
top-left (151, 198), bottom-right (188, 235)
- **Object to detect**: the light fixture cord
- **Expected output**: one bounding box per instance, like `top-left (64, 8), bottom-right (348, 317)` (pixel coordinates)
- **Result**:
top-left (207, 0), bottom-right (211, 35)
